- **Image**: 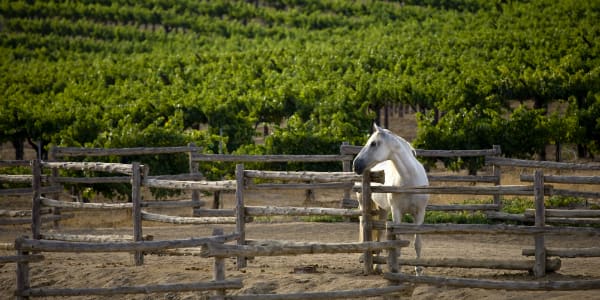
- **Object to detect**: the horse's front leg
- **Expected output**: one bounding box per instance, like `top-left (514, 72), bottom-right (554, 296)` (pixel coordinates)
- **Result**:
top-left (376, 208), bottom-right (388, 242)
top-left (413, 209), bottom-right (426, 276)
top-left (371, 208), bottom-right (388, 274)
top-left (387, 206), bottom-right (403, 274)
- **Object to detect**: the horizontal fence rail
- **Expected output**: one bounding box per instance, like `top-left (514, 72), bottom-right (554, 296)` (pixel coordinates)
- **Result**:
top-left (520, 174), bottom-right (600, 184)
top-left (14, 234), bottom-right (239, 253)
top-left (201, 240), bottom-right (410, 258)
top-left (341, 145), bottom-right (501, 157)
top-left (52, 146), bottom-right (203, 157)
top-left (486, 156), bottom-right (600, 170)
top-left (141, 211), bottom-right (237, 225)
top-left (40, 161), bottom-right (144, 175)
top-left (387, 222), bottom-right (600, 236)
top-left (144, 178), bottom-right (236, 191)
top-left (356, 184), bottom-right (549, 196)
top-left (385, 257), bottom-right (562, 272)
top-left (192, 153), bottom-right (353, 163)
top-left (244, 170), bottom-right (361, 182)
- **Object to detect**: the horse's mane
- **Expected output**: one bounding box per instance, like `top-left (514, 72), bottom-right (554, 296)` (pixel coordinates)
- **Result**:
top-left (382, 129), bottom-right (417, 158)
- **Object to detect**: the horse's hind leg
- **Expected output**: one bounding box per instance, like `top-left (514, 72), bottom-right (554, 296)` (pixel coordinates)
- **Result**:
top-left (414, 233), bottom-right (423, 276)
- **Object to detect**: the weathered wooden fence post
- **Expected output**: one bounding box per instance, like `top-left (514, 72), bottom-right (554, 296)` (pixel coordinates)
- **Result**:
top-left (188, 143), bottom-right (202, 211)
top-left (212, 228), bottom-right (226, 299)
top-left (361, 171), bottom-right (373, 274)
top-left (341, 142), bottom-right (352, 210)
top-left (48, 146), bottom-right (62, 229)
top-left (31, 160), bottom-right (41, 240)
top-left (492, 145), bottom-right (502, 208)
top-left (386, 230), bottom-right (399, 274)
top-left (132, 162), bottom-right (143, 266)
top-left (15, 246), bottom-right (30, 300)
top-left (533, 169), bottom-right (546, 277)
top-left (235, 163), bottom-right (247, 269)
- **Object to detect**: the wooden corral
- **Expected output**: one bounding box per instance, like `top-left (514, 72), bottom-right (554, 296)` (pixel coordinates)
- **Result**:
top-left (2, 144), bottom-right (600, 298)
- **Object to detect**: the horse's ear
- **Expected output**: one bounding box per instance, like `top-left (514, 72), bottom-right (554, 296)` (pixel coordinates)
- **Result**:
top-left (373, 123), bottom-right (381, 132)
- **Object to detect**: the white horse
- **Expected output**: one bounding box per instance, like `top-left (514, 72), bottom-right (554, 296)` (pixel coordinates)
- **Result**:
top-left (353, 124), bottom-right (429, 275)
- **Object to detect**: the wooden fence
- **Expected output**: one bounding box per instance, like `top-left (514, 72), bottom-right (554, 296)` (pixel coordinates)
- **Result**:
top-left (4, 144), bottom-right (600, 298)
top-left (6, 158), bottom-right (415, 299)
top-left (1, 143), bottom-right (503, 226)
top-left (10, 160), bottom-right (247, 299)
top-left (379, 158), bottom-right (600, 291)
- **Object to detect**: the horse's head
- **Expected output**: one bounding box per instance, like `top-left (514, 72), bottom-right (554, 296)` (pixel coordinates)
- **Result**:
top-left (353, 124), bottom-right (393, 174)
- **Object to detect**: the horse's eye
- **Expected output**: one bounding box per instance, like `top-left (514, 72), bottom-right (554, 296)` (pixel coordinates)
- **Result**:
top-left (370, 141), bottom-right (377, 147)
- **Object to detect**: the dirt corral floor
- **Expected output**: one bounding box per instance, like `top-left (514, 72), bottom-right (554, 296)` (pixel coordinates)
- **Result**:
top-left (1, 220), bottom-right (599, 300)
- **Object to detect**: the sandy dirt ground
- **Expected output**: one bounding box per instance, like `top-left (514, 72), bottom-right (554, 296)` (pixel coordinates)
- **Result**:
top-left (1, 185), bottom-right (599, 300)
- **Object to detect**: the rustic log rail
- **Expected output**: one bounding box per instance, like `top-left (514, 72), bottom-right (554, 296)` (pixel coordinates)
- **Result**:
top-left (40, 197), bottom-right (202, 209)
top-left (389, 257), bottom-right (562, 272)
top-left (0, 208), bottom-right (52, 217)
top-left (141, 211), bottom-right (237, 224)
top-left (14, 234), bottom-right (239, 253)
top-left (144, 178), bottom-right (236, 191)
top-left (360, 184), bottom-right (543, 195)
top-left (201, 240), bottom-right (409, 258)
top-left (386, 222), bottom-right (600, 236)
top-left (40, 161), bottom-right (146, 176)
top-left (0, 174), bottom-right (48, 183)
top-left (486, 156), bottom-right (600, 170)
top-left (39, 233), bottom-right (154, 243)
top-left (41, 197), bottom-right (132, 209)
top-left (244, 205), bottom-right (361, 217)
top-left (342, 199), bottom-right (500, 212)
top-left (520, 174), bottom-right (600, 184)
top-left (243, 170), bottom-right (361, 182)
top-left (52, 146), bottom-right (203, 157)
top-left (192, 153), bottom-right (353, 163)
top-left (525, 209), bottom-right (600, 218)
top-left (520, 173), bottom-right (600, 199)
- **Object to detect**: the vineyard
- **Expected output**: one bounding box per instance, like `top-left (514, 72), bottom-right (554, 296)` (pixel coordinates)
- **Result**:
top-left (1, 0), bottom-right (600, 170)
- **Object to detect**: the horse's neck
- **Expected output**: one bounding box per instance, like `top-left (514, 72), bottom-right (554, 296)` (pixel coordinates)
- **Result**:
top-left (387, 150), bottom-right (428, 187)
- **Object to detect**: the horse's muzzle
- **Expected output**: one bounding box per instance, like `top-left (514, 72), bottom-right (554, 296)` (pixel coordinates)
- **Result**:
top-left (353, 159), bottom-right (366, 175)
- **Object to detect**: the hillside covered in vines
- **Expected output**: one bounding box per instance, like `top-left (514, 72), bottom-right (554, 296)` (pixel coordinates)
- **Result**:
top-left (2, 0), bottom-right (599, 171)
